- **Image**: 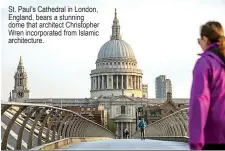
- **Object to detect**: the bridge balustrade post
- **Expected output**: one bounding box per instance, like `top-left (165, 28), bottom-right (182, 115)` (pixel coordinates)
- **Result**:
top-left (84, 124), bottom-right (91, 137)
top-left (57, 113), bottom-right (72, 140)
top-left (164, 118), bottom-right (173, 136)
top-left (62, 114), bottom-right (74, 138)
top-left (16, 106), bottom-right (39, 150)
top-left (73, 118), bottom-right (83, 137)
top-left (181, 111), bottom-right (188, 136)
top-left (172, 115), bottom-right (180, 136)
top-left (77, 120), bottom-right (85, 137)
top-left (29, 107), bottom-right (51, 149)
top-left (45, 110), bottom-right (57, 144)
top-left (66, 116), bottom-right (77, 137)
top-left (79, 120), bottom-right (87, 137)
top-left (169, 117), bottom-right (176, 136)
top-left (161, 119), bottom-right (169, 136)
top-left (81, 121), bottom-right (89, 137)
top-left (71, 117), bottom-right (81, 137)
top-left (1, 105), bottom-right (27, 150)
top-left (50, 110), bottom-right (62, 142)
top-left (26, 107), bottom-right (47, 148)
top-left (158, 122), bottom-right (164, 136)
top-left (160, 121), bottom-right (167, 136)
top-left (176, 113), bottom-right (186, 136)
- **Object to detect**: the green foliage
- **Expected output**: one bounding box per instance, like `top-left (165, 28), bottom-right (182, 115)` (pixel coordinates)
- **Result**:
top-left (107, 118), bottom-right (117, 133)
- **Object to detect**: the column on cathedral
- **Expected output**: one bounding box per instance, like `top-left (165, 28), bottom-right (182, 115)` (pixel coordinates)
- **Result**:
top-left (91, 77), bottom-right (93, 90)
top-left (140, 77), bottom-right (142, 90)
top-left (98, 76), bottom-right (101, 90)
top-left (126, 75), bottom-right (129, 89)
top-left (121, 75), bottom-right (124, 89)
top-left (116, 75), bottom-right (119, 89)
top-left (131, 76), bottom-right (133, 89)
top-left (111, 75), bottom-right (114, 89)
top-left (126, 122), bottom-right (128, 137)
top-left (137, 76), bottom-right (139, 90)
top-left (129, 122), bottom-right (132, 137)
top-left (95, 76), bottom-right (97, 90)
top-left (134, 76), bottom-right (136, 89)
top-left (92, 77), bottom-right (94, 90)
top-left (121, 122), bottom-right (123, 138)
top-left (107, 75), bottom-right (109, 89)
top-left (102, 75), bottom-right (104, 89)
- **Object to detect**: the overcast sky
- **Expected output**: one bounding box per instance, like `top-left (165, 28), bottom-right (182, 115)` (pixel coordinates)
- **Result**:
top-left (1, 0), bottom-right (225, 101)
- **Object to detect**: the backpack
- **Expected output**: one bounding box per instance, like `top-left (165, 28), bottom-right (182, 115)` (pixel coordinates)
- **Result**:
top-left (139, 121), bottom-right (145, 128)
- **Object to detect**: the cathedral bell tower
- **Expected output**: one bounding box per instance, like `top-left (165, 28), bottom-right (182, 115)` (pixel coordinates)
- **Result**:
top-left (11, 56), bottom-right (29, 102)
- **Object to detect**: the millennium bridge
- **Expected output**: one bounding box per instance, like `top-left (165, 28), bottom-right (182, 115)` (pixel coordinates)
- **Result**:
top-left (1, 102), bottom-right (189, 150)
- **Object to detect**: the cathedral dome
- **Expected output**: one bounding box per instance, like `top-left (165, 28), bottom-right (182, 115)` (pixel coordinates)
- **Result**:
top-left (97, 39), bottom-right (135, 59)
top-left (97, 9), bottom-right (136, 60)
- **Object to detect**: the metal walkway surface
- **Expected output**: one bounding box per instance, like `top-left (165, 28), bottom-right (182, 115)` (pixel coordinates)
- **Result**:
top-left (64, 139), bottom-right (189, 150)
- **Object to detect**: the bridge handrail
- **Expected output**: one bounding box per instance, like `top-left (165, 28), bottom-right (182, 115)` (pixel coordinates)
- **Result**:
top-left (133, 108), bottom-right (188, 138)
top-left (1, 101), bottom-right (114, 150)
top-left (1, 101), bottom-right (112, 133)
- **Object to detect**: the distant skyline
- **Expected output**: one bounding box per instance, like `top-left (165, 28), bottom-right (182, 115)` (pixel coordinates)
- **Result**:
top-left (1, 0), bottom-right (225, 101)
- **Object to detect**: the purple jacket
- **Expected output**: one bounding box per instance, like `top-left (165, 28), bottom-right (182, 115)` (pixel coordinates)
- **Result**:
top-left (189, 43), bottom-right (225, 150)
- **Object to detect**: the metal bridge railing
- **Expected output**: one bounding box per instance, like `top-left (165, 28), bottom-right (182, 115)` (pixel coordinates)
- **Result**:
top-left (1, 102), bottom-right (114, 150)
top-left (132, 108), bottom-right (188, 138)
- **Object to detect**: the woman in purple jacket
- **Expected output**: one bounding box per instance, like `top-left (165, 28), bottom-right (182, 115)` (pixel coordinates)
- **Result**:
top-left (189, 21), bottom-right (225, 150)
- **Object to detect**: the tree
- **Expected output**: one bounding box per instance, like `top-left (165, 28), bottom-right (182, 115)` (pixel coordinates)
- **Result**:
top-left (107, 113), bottom-right (116, 133)
top-left (107, 118), bottom-right (117, 133)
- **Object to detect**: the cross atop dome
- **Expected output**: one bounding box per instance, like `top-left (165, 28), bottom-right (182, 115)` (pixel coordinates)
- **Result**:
top-left (110, 8), bottom-right (122, 40)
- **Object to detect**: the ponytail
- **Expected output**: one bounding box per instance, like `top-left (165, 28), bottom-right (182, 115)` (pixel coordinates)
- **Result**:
top-left (219, 36), bottom-right (225, 57)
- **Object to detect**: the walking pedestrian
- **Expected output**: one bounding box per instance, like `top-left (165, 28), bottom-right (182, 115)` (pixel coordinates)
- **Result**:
top-left (138, 118), bottom-right (147, 140)
top-left (189, 21), bottom-right (225, 150)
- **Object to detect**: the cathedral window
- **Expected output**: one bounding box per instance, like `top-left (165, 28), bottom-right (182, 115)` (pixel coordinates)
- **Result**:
top-left (114, 62), bottom-right (116, 65)
top-left (110, 62), bottom-right (112, 65)
top-left (19, 79), bottom-right (22, 86)
top-left (116, 108), bottom-right (119, 114)
top-left (121, 105), bottom-right (125, 114)
top-left (129, 78), bottom-right (131, 87)
top-left (118, 62), bottom-right (120, 65)
top-left (122, 62), bottom-right (124, 65)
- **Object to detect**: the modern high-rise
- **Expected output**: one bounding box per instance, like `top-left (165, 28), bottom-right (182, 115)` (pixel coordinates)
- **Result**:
top-left (155, 75), bottom-right (172, 99)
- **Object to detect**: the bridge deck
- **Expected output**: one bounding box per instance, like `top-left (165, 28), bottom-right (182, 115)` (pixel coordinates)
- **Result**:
top-left (63, 139), bottom-right (189, 150)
